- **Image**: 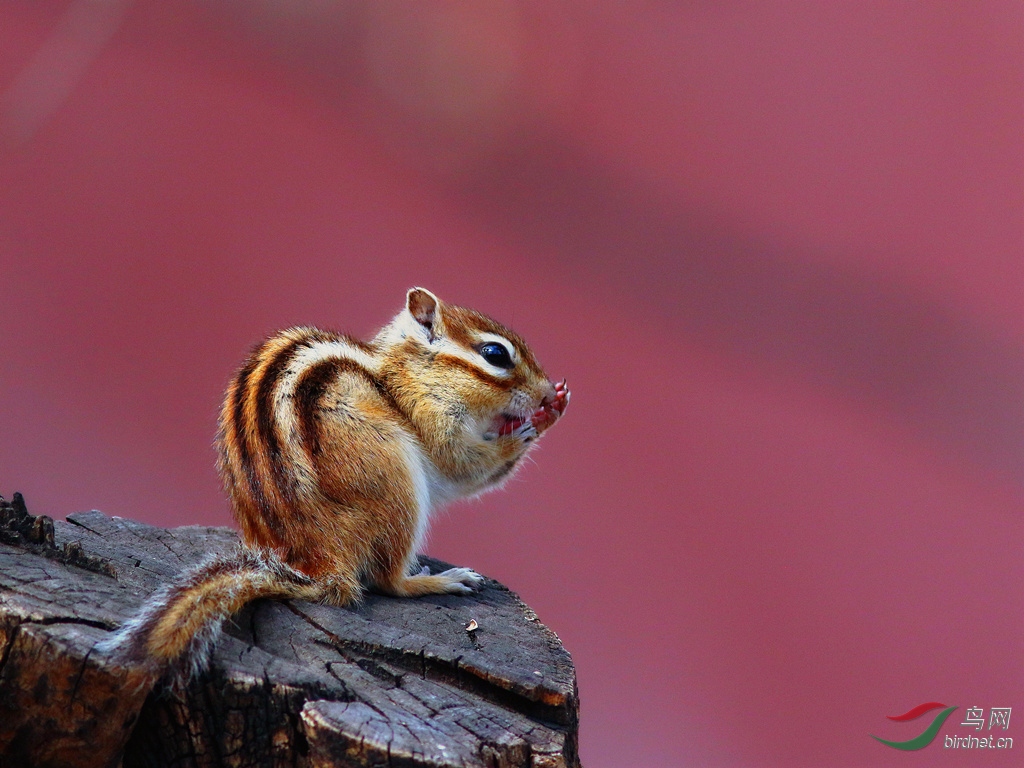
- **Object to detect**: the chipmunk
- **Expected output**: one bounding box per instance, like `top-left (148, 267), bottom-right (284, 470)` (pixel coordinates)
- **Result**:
top-left (103, 288), bottom-right (569, 683)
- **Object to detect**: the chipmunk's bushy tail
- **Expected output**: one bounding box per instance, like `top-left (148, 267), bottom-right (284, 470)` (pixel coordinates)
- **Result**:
top-left (100, 547), bottom-right (320, 687)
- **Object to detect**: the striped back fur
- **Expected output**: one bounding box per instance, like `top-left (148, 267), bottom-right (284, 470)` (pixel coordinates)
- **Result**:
top-left (216, 326), bottom-right (376, 564)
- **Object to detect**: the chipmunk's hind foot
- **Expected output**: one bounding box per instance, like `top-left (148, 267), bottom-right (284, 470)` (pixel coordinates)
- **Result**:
top-left (375, 565), bottom-right (484, 598)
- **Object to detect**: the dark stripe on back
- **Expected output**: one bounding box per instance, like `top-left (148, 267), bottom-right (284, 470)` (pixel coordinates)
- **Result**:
top-left (252, 329), bottom-right (339, 507)
top-left (293, 357), bottom-right (345, 457)
top-left (254, 336), bottom-right (308, 508)
top-left (230, 352), bottom-right (266, 518)
top-left (294, 356), bottom-right (412, 458)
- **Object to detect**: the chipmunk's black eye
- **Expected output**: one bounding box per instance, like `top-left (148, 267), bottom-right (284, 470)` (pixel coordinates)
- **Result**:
top-left (479, 342), bottom-right (513, 369)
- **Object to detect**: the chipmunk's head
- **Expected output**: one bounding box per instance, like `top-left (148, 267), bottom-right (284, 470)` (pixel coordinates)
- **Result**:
top-left (379, 287), bottom-right (569, 488)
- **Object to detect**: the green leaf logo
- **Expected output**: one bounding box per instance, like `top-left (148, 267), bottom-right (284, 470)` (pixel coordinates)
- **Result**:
top-left (871, 703), bottom-right (958, 751)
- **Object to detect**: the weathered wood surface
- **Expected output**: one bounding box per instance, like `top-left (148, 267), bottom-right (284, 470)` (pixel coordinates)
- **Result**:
top-left (0, 494), bottom-right (580, 768)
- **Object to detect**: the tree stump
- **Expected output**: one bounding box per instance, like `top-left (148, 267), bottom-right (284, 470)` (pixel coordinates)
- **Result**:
top-left (0, 493), bottom-right (580, 768)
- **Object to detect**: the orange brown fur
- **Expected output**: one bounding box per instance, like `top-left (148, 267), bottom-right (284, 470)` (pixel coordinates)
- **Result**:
top-left (103, 288), bottom-right (569, 683)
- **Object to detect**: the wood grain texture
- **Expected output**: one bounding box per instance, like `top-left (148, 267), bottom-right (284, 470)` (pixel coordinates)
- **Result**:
top-left (0, 494), bottom-right (580, 768)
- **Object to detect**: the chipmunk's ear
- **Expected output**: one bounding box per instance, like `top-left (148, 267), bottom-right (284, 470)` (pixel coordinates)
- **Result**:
top-left (406, 288), bottom-right (440, 340)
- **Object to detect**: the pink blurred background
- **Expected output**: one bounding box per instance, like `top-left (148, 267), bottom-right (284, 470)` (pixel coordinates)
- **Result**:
top-left (2, 2), bottom-right (1022, 765)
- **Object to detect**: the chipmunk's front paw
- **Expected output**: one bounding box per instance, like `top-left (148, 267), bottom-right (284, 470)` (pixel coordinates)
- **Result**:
top-left (437, 567), bottom-right (484, 594)
top-left (531, 379), bottom-right (570, 434)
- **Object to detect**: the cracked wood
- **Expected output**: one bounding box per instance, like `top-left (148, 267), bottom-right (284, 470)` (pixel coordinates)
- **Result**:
top-left (0, 494), bottom-right (580, 768)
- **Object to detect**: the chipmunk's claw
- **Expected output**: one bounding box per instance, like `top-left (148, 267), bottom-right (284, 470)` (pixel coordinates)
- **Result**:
top-left (531, 380), bottom-right (570, 434)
